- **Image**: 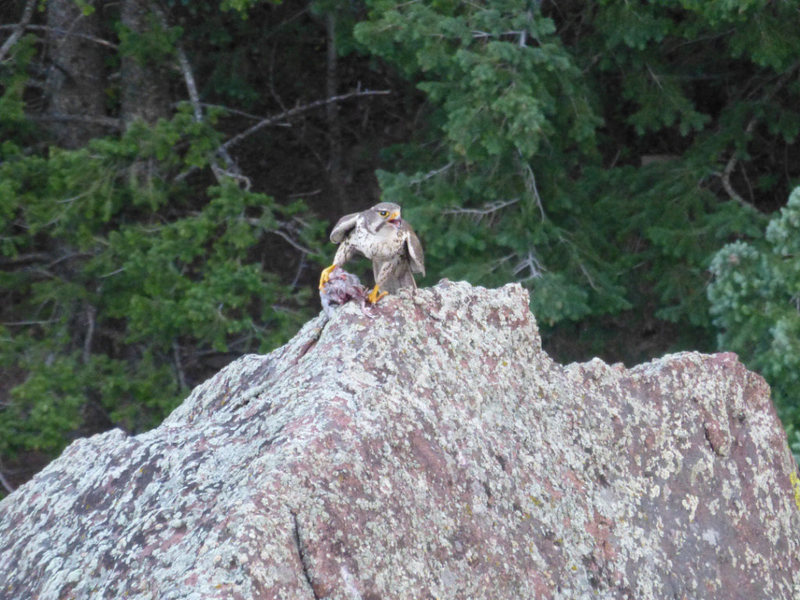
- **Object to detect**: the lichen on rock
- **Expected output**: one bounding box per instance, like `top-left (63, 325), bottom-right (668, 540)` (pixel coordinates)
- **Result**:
top-left (1, 281), bottom-right (799, 599)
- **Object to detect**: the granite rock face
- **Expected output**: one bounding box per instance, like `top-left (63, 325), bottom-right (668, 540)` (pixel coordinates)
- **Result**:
top-left (1, 281), bottom-right (799, 600)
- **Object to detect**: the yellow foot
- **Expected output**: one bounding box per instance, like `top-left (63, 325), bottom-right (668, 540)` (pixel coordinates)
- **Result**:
top-left (319, 264), bottom-right (337, 290)
top-left (367, 284), bottom-right (388, 304)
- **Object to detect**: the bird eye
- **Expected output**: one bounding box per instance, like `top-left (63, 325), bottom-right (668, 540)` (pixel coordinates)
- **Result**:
top-left (379, 210), bottom-right (388, 217)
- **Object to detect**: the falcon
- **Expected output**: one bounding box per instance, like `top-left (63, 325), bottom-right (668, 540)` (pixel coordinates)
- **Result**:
top-left (319, 202), bottom-right (425, 303)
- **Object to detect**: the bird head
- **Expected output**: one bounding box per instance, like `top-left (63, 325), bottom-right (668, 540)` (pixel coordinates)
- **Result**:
top-left (372, 202), bottom-right (402, 228)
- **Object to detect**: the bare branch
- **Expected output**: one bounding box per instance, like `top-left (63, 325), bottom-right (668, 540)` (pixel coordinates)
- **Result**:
top-left (27, 113), bottom-right (122, 130)
top-left (175, 41), bottom-right (242, 181)
top-left (490, 250), bottom-right (546, 280)
top-left (173, 341), bottom-right (187, 390)
top-left (512, 250), bottom-right (545, 281)
top-left (290, 255), bottom-right (308, 290)
top-left (443, 198), bottom-right (520, 225)
top-left (267, 227), bottom-right (315, 255)
top-left (175, 46), bottom-right (203, 124)
top-left (47, 251), bottom-right (91, 268)
top-left (715, 61), bottom-right (800, 207)
top-left (176, 89), bottom-right (390, 183)
top-left (0, 469), bottom-right (15, 495)
top-left (471, 30), bottom-right (527, 41)
top-left (210, 163), bottom-right (252, 190)
top-left (715, 117), bottom-right (757, 208)
top-left (410, 161), bottom-right (454, 185)
top-left (287, 189), bottom-right (322, 199)
top-left (490, 254), bottom-right (515, 273)
top-left (82, 304), bottom-right (96, 364)
top-left (718, 159), bottom-right (745, 206)
top-left (150, 5), bottom-right (241, 185)
top-left (646, 63), bottom-right (663, 90)
top-left (577, 261), bottom-right (599, 292)
top-left (0, 24), bottom-right (119, 51)
top-left (519, 153), bottom-right (546, 220)
top-left (220, 89), bottom-right (391, 153)
top-left (244, 217), bottom-right (315, 255)
top-left (199, 103), bottom-right (290, 123)
top-left (0, 0), bottom-right (37, 63)
top-left (99, 267), bottom-right (125, 279)
top-left (325, 13), bottom-right (342, 197)
top-left (2, 319), bottom-right (59, 326)
top-left (0, 252), bottom-right (50, 267)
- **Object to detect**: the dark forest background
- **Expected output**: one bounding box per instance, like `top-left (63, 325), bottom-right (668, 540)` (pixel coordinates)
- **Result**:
top-left (2, 0), bottom-right (799, 496)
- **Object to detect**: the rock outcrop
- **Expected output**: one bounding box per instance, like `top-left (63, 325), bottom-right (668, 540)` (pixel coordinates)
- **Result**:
top-left (1, 281), bottom-right (799, 599)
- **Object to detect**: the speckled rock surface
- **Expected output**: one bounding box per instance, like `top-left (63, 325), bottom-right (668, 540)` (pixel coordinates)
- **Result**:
top-left (1, 281), bottom-right (799, 600)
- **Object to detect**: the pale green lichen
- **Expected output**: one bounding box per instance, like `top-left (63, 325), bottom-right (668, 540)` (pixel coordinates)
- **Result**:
top-left (791, 471), bottom-right (800, 512)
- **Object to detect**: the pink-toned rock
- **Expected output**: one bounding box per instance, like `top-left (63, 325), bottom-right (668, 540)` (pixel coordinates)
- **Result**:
top-left (1, 281), bottom-right (798, 599)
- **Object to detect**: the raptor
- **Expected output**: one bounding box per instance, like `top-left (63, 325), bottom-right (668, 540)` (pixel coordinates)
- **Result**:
top-left (319, 202), bottom-right (425, 303)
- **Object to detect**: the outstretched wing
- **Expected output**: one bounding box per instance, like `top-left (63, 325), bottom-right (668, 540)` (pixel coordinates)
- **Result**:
top-left (330, 212), bottom-right (360, 243)
top-left (403, 222), bottom-right (425, 276)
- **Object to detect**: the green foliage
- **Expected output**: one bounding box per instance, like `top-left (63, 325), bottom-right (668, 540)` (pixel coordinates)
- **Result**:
top-left (356, 0), bottom-right (598, 161)
top-left (73, 0), bottom-right (96, 17)
top-left (0, 34), bottom-right (37, 142)
top-left (708, 187), bottom-right (800, 459)
top-left (0, 108), bottom-right (322, 465)
top-left (355, 0), bottom-right (799, 367)
top-left (357, 0), bottom-right (614, 326)
top-left (118, 16), bottom-right (182, 66)
top-left (0, 343), bottom-right (178, 456)
top-left (215, 0), bottom-right (283, 15)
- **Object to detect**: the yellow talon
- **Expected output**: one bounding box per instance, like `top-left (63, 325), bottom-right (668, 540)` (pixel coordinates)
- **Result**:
top-left (319, 264), bottom-right (336, 290)
top-left (367, 284), bottom-right (388, 304)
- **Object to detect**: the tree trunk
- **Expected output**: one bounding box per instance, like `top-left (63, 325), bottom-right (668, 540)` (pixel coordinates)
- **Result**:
top-left (325, 13), bottom-right (344, 207)
top-left (45, 0), bottom-right (106, 148)
top-left (120, 0), bottom-right (171, 126)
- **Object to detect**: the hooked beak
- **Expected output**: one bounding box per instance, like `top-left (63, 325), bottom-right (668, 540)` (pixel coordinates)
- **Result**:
top-left (388, 211), bottom-right (401, 225)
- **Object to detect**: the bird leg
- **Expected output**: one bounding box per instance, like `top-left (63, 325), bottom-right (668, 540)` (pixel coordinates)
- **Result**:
top-left (367, 284), bottom-right (388, 304)
top-left (319, 264), bottom-right (337, 289)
